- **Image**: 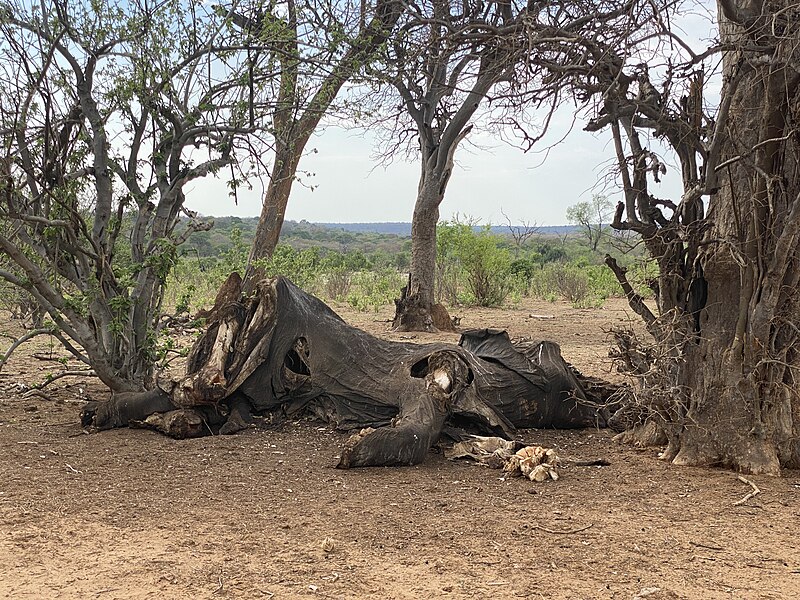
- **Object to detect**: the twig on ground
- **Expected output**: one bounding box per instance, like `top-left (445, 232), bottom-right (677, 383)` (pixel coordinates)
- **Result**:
top-left (93, 588), bottom-right (119, 596)
top-left (21, 389), bottom-right (54, 402)
top-left (212, 570), bottom-right (224, 595)
top-left (532, 523), bottom-right (594, 534)
top-left (31, 352), bottom-right (71, 362)
top-left (689, 541), bottom-right (724, 551)
top-left (22, 369), bottom-right (96, 393)
top-left (734, 475), bottom-right (761, 506)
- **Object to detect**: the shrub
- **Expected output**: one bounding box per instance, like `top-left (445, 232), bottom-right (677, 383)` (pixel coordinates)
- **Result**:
top-left (347, 269), bottom-right (404, 312)
top-left (257, 245), bottom-right (322, 292)
top-left (436, 220), bottom-right (513, 307)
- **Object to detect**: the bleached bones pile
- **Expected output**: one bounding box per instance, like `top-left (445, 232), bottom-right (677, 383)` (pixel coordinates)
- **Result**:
top-left (445, 435), bottom-right (560, 482)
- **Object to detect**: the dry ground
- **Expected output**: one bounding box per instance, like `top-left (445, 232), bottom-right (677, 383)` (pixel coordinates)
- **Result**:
top-left (1, 298), bottom-right (799, 599)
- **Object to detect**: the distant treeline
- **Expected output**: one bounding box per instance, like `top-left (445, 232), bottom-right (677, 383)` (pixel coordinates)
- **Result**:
top-left (313, 222), bottom-right (577, 236)
top-left (181, 217), bottom-right (577, 258)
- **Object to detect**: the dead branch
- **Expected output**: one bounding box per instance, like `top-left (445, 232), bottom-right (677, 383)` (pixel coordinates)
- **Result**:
top-left (532, 523), bottom-right (594, 535)
top-left (0, 327), bottom-right (56, 373)
top-left (733, 475), bottom-right (761, 506)
top-left (23, 369), bottom-right (97, 394)
top-left (604, 254), bottom-right (660, 338)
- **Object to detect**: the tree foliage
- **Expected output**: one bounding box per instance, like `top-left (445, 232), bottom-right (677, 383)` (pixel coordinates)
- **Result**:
top-left (0, 0), bottom-right (279, 390)
top-left (565, 195), bottom-right (614, 252)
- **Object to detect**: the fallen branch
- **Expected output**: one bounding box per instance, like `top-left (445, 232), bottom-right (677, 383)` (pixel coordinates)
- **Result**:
top-left (532, 523), bottom-right (594, 535)
top-left (733, 475), bottom-right (761, 506)
top-left (0, 327), bottom-right (56, 373)
top-left (23, 369), bottom-right (97, 394)
top-left (32, 352), bottom-right (67, 362)
top-left (689, 541), bottom-right (724, 551)
top-left (21, 390), bottom-right (55, 402)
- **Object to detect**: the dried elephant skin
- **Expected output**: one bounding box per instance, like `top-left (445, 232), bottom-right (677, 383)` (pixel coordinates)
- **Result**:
top-left (85, 277), bottom-right (614, 467)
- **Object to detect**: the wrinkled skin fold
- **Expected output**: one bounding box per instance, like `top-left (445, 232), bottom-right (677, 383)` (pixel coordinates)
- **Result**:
top-left (83, 276), bottom-right (614, 467)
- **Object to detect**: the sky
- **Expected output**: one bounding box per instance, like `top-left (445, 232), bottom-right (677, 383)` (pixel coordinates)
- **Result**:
top-left (182, 113), bottom-right (685, 227)
top-left (182, 3), bottom-right (716, 227)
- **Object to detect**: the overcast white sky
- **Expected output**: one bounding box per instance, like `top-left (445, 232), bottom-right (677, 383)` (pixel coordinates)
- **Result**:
top-left (182, 3), bottom-right (716, 226)
top-left (182, 111), bottom-right (685, 226)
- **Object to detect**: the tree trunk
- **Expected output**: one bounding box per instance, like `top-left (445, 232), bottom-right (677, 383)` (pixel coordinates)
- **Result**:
top-left (393, 176), bottom-right (444, 331)
top-left (621, 5), bottom-right (800, 474)
top-left (239, 0), bottom-right (405, 292)
top-left (243, 146), bottom-right (305, 292)
top-left (84, 277), bottom-right (616, 467)
top-left (393, 150), bottom-right (461, 332)
top-left (662, 122), bottom-right (800, 473)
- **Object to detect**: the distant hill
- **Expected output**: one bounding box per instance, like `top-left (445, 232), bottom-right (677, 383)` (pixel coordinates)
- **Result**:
top-left (314, 222), bottom-right (412, 235)
top-left (313, 222), bottom-right (577, 236)
top-left (182, 216), bottom-right (578, 258)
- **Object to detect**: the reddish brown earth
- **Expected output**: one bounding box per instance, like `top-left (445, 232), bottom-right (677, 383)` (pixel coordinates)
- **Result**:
top-left (1, 298), bottom-right (798, 599)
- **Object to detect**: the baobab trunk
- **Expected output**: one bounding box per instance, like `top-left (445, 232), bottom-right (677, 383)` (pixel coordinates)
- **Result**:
top-left (641, 6), bottom-right (800, 474)
top-left (670, 95), bottom-right (800, 474)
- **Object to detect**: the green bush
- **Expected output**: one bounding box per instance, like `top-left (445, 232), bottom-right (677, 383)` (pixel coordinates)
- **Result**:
top-left (347, 269), bottom-right (404, 312)
top-left (437, 220), bottom-right (513, 307)
top-left (257, 245), bottom-right (322, 292)
top-left (162, 219), bottom-right (659, 317)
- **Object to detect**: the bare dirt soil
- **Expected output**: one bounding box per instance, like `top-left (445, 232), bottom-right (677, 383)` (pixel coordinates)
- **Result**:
top-left (1, 298), bottom-right (799, 599)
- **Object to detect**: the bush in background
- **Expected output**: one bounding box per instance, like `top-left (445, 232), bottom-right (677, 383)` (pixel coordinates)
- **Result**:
top-left (161, 221), bottom-right (657, 316)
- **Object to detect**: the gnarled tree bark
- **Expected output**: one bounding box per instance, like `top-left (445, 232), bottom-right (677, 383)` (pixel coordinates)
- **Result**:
top-left (580, 0), bottom-right (800, 475)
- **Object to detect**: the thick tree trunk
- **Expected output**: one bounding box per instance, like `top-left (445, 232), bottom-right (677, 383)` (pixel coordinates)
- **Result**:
top-left (84, 277), bottom-right (615, 467)
top-left (619, 5), bottom-right (800, 474)
top-left (674, 7), bottom-right (799, 474)
top-left (392, 158), bottom-right (458, 331)
top-left (393, 177), bottom-right (444, 331)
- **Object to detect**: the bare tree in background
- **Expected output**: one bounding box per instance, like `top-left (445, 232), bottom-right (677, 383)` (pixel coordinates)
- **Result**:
top-left (501, 208), bottom-right (539, 259)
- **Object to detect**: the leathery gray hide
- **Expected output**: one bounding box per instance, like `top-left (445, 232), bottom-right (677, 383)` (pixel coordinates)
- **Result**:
top-left (83, 276), bottom-right (616, 468)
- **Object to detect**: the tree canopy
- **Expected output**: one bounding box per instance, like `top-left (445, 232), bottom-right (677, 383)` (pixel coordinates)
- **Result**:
top-left (0, 0), bottom-right (282, 389)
